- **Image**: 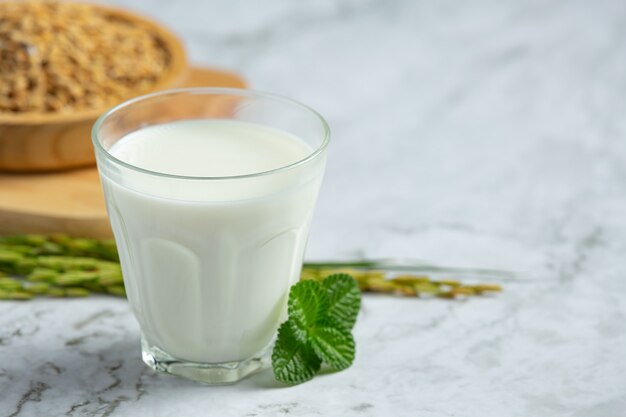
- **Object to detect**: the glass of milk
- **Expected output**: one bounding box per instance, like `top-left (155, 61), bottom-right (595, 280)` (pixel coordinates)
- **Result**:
top-left (92, 88), bottom-right (329, 384)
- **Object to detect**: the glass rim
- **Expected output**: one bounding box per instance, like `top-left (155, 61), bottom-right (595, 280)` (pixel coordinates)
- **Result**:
top-left (91, 87), bottom-right (330, 181)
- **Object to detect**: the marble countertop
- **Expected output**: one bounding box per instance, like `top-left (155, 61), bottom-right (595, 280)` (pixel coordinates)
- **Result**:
top-left (2, 0), bottom-right (626, 415)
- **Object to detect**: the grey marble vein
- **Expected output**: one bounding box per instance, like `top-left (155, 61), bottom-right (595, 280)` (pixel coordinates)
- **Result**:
top-left (2, 0), bottom-right (626, 415)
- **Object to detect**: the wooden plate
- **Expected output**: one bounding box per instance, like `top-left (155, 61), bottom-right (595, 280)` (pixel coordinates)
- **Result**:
top-left (0, 66), bottom-right (246, 237)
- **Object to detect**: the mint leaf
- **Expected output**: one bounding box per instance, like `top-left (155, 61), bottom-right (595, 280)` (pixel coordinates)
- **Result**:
top-left (272, 274), bottom-right (361, 385)
top-left (310, 324), bottom-right (355, 371)
top-left (322, 274), bottom-right (361, 330)
top-left (287, 279), bottom-right (328, 342)
top-left (272, 320), bottom-right (321, 385)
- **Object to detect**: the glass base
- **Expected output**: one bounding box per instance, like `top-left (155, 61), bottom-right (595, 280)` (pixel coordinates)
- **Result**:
top-left (141, 337), bottom-right (271, 385)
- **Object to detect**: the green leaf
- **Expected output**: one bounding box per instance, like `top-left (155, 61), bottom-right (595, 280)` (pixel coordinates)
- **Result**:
top-left (272, 273), bottom-right (361, 385)
top-left (272, 320), bottom-right (321, 385)
top-left (287, 280), bottom-right (327, 342)
top-left (322, 274), bottom-right (361, 330)
top-left (310, 324), bottom-right (355, 371)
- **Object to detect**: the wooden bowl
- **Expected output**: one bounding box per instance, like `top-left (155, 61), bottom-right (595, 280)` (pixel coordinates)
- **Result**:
top-left (0, 4), bottom-right (188, 172)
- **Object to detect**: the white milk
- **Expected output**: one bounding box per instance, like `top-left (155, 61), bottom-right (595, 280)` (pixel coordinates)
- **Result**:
top-left (100, 120), bottom-right (325, 363)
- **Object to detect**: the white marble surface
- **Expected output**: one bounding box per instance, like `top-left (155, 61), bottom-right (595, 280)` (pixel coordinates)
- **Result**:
top-left (2, 0), bottom-right (626, 415)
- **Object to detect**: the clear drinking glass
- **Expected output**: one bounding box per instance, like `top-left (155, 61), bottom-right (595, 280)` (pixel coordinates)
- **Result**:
top-left (92, 88), bottom-right (329, 384)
